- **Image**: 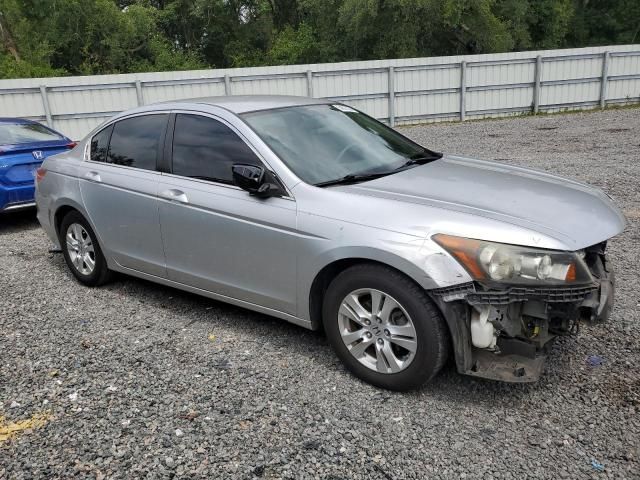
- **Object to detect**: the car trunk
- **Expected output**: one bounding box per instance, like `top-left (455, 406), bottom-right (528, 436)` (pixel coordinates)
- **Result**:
top-left (0, 145), bottom-right (71, 185)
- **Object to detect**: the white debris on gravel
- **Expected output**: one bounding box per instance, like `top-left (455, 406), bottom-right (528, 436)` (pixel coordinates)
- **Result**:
top-left (0, 107), bottom-right (638, 479)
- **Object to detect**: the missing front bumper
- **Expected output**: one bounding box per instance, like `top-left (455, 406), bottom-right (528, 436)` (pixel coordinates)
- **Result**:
top-left (430, 248), bottom-right (614, 383)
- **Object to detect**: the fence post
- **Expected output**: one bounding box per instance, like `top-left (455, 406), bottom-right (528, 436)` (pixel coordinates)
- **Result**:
top-left (600, 51), bottom-right (610, 109)
top-left (533, 55), bottom-right (542, 114)
top-left (135, 80), bottom-right (144, 106)
top-left (388, 66), bottom-right (395, 127)
top-left (306, 70), bottom-right (314, 98)
top-left (224, 74), bottom-right (231, 96)
top-left (39, 85), bottom-right (53, 128)
top-left (459, 61), bottom-right (467, 122)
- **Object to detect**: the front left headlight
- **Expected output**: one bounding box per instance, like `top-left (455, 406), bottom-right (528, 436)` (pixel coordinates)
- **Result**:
top-left (433, 234), bottom-right (593, 285)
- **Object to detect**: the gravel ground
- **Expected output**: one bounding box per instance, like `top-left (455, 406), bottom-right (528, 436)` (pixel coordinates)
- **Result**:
top-left (1, 107), bottom-right (639, 479)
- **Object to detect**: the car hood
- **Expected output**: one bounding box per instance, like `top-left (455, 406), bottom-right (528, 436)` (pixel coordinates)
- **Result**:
top-left (340, 155), bottom-right (626, 250)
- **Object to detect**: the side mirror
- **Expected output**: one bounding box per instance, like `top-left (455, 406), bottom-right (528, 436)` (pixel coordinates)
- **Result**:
top-left (232, 164), bottom-right (282, 198)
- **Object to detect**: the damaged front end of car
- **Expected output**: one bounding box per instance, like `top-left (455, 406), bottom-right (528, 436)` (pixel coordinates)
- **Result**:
top-left (429, 237), bottom-right (615, 383)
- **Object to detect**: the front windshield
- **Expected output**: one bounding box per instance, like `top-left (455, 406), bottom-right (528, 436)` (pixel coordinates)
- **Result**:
top-left (242, 104), bottom-right (440, 185)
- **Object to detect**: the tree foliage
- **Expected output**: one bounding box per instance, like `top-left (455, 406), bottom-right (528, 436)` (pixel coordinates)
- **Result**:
top-left (0, 0), bottom-right (637, 79)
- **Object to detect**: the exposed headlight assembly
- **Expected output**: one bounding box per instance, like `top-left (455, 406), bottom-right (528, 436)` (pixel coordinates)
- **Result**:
top-left (433, 234), bottom-right (592, 285)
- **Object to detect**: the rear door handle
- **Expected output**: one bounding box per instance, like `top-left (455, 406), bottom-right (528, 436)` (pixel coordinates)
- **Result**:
top-left (84, 171), bottom-right (101, 183)
top-left (160, 188), bottom-right (189, 204)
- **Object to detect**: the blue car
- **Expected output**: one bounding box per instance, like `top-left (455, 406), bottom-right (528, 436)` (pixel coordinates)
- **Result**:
top-left (0, 118), bottom-right (75, 212)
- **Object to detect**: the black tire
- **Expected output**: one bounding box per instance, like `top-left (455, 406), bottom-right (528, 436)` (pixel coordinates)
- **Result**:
top-left (323, 263), bottom-right (450, 391)
top-left (59, 210), bottom-right (113, 287)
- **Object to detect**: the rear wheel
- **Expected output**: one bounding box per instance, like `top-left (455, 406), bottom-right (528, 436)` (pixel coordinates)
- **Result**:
top-left (59, 211), bottom-right (112, 286)
top-left (323, 263), bottom-right (449, 390)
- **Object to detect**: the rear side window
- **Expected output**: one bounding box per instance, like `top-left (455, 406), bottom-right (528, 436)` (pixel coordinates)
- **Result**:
top-left (106, 114), bottom-right (168, 171)
top-left (172, 114), bottom-right (262, 184)
top-left (0, 123), bottom-right (64, 145)
top-left (90, 124), bottom-right (113, 163)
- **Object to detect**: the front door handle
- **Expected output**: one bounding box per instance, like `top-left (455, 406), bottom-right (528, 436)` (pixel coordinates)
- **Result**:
top-left (160, 188), bottom-right (189, 204)
top-left (84, 171), bottom-right (101, 183)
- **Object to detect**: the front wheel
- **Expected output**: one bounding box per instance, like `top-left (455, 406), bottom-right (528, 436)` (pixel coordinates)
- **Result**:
top-left (322, 264), bottom-right (449, 391)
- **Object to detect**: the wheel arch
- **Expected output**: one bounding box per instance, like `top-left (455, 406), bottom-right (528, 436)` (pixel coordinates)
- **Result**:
top-left (54, 203), bottom-right (80, 238)
top-left (52, 200), bottom-right (109, 259)
top-left (306, 250), bottom-right (438, 331)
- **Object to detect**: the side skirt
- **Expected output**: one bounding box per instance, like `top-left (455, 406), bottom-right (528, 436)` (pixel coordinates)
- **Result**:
top-left (111, 263), bottom-right (313, 330)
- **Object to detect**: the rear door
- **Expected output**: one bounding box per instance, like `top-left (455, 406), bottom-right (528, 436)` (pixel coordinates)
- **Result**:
top-left (158, 112), bottom-right (298, 314)
top-left (78, 113), bottom-right (168, 277)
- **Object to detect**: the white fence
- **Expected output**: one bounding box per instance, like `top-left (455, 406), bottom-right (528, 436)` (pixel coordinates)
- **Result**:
top-left (1, 45), bottom-right (639, 140)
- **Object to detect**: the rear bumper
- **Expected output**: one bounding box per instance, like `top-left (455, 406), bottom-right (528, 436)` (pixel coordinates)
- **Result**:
top-left (430, 246), bottom-right (614, 383)
top-left (0, 183), bottom-right (36, 211)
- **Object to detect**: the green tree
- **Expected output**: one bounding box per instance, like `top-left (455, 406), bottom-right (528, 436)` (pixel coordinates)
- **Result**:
top-left (265, 22), bottom-right (317, 64)
top-left (0, 0), bottom-right (204, 78)
top-left (527, 0), bottom-right (574, 49)
top-left (568, 0), bottom-right (640, 46)
top-left (0, 0), bottom-right (637, 79)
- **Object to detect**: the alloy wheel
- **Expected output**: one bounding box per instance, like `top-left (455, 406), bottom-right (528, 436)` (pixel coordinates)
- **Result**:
top-left (337, 288), bottom-right (418, 374)
top-left (66, 223), bottom-right (96, 276)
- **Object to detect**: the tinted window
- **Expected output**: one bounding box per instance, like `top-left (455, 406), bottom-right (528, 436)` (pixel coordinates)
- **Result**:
top-left (106, 114), bottom-right (168, 170)
top-left (0, 123), bottom-right (64, 145)
top-left (90, 125), bottom-right (113, 163)
top-left (172, 114), bottom-right (261, 184)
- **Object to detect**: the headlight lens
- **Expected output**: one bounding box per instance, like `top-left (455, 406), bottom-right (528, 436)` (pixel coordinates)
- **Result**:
top-left (433, 234), bottom-right (592, 285)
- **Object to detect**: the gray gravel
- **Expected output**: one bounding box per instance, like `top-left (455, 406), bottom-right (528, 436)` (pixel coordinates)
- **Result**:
top-left (1, 107), bottom-right (639, 479)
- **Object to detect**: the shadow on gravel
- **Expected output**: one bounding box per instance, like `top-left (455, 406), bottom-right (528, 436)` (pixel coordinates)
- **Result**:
top-left (419, 363), bottom-right (542, 400)
top-left (46, 247), bottom-right (554, 404)
top-left (0, 208), bottom-right (40, 235)
top-left (49, 255), bottom-right (323, 344)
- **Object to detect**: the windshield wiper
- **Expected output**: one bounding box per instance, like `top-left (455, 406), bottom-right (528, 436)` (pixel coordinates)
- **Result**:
top-left (315, 171), bottom-right (392, 187)
top-left (315, 150), bottom-right (443, 187)
top-left (395, 151), bottom-right (443, 170)
top-left (411, 150), bottom-right (443, 160)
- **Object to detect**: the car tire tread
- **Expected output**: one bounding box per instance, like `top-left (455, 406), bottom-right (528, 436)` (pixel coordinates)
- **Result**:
top-left (322, 263), bottom-right (450, 391)
top-left (59, 210), bottom-right (113, 287)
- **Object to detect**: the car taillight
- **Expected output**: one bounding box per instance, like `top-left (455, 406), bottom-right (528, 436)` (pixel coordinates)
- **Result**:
top-left (67, 142), bottom-right (77, 149)
top-left (36, 167), bottom-right (47, 183)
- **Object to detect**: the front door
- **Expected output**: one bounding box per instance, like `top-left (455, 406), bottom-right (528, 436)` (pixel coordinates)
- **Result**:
top-left (158, 113), bottom-right (298, 314)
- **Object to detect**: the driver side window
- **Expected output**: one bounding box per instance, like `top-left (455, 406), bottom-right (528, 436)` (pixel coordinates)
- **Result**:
top-left (171, 114), bottom-right (262, 184)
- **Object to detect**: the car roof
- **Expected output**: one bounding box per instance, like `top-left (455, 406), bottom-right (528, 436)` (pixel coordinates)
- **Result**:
top-left (0, 117), bottom-right (40, 125)
top-left (91, 95), bottom-right (337, 136)
top-left (162, 95), bottom-right (333, 114)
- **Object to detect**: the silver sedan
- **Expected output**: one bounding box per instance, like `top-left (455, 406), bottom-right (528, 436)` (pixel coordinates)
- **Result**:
top-left (35, 96), bottom-right (625, 390)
